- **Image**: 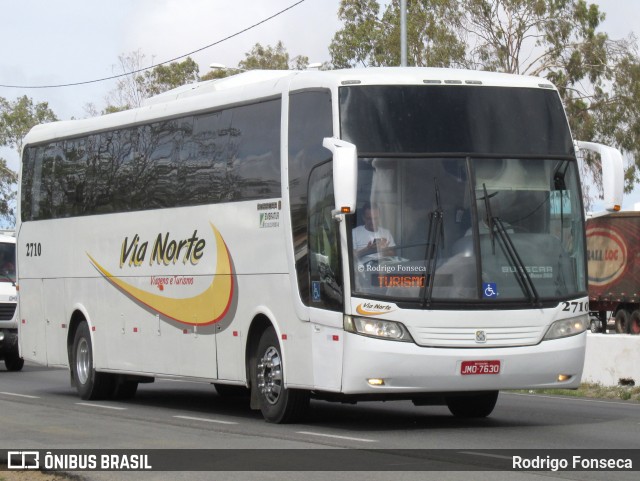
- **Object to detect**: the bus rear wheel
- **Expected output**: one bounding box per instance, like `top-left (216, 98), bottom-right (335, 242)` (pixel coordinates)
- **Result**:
top-left (71, 322), bottom-right (114, 400)
top-left (252, 327), bottom-right (309, 423)
top-left (446, 391), bottom-right (499, 418)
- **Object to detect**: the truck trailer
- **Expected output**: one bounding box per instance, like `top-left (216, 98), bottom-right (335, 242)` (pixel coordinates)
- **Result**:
top-left (587, 212), bottom-right (640, 334)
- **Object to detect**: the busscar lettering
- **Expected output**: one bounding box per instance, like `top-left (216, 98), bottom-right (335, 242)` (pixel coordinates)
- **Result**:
top-left (119, 231), bottom-right (206, 268)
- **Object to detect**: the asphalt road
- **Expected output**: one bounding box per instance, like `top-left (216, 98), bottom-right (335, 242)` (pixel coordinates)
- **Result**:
top-left (1, 362), bottom-right (639, 481)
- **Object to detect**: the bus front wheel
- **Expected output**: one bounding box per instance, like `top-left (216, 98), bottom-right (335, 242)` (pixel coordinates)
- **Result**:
top-left (71, 322), bottom-right (113, 400)
top-left (446, 391), bottom-right (499, 418)
top-left (252, 327), bottom-right (309, 423)
top-left (4, 353), bottom-right (24, 371)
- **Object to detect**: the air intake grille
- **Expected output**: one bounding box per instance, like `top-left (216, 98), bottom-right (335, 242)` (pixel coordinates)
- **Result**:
top-left (0, 303), bottom-right (16, 321)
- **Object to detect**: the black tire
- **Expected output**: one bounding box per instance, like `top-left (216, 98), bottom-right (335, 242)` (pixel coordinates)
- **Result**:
top-left (4, 353), bottom-right (24, 372)
top-left (214, 383), bottom-right (250, 398)
top-left (629, 310), bottom-right (640, 335)
top-left (252, 327), bottom-right (309, 423)
top-left (615, 309), bottom-right (631, 334)
top-left (71, 322), bottom-right (114, 400)
top-left (446, 391), bottom-right (499, 418)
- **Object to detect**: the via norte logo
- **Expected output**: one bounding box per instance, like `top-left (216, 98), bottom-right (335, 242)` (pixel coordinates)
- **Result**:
top-left (87, 223), bottom-right (233, 325)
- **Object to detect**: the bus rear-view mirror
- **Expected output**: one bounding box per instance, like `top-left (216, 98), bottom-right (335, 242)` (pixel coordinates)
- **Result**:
top-left (322, 138), bottom-right (358, 216)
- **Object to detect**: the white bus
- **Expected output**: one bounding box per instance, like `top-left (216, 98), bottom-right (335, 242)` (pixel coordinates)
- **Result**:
top-left (0, 232), bottom-right (21, 371)
top-left (17, 68), bottom-right (623, 422)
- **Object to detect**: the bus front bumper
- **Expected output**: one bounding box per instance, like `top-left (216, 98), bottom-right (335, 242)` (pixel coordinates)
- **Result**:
top-left (341, 331), bottom-right (586, 395)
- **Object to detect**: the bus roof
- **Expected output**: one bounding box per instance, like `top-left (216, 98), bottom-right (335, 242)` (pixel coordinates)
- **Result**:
top-left (22, 67), bottom-right (557, 147)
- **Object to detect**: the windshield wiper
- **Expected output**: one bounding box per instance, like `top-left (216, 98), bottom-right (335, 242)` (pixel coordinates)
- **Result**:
top-left (481, 184), bottom-right (497, 254)
top-left (553, 160), bottom-right (569, 245)
top-left (421, 178), bottom-right (445, 306)
top-left (482, 184), bottom-right (540, 306)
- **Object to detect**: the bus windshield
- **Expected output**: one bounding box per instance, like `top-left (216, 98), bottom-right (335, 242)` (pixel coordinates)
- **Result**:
top-left (340, 85), bottom-right (584, 306)
top-left (348, 157), bottom-right (585, 305)
top-left (0, 242), bottom-right (16, 284)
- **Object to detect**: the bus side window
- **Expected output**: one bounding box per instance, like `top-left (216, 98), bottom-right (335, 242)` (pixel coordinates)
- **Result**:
top-left (308, 161), bottom-right (343, 311)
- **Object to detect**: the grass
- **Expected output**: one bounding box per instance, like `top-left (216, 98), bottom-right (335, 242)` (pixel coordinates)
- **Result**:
top-left (514, 382), bottom-right (640, 402)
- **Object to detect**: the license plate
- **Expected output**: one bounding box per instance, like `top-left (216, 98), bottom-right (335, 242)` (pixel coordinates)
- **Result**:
top-left (461, 360), bottom-right (501, 375)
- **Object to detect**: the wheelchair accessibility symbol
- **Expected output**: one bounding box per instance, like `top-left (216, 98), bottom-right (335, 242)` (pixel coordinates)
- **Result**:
top-left (483, 282), bottom-right (498, 299)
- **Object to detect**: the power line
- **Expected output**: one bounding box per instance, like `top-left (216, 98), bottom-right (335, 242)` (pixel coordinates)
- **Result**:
top-left (0, 0), bottom-right (306, 89)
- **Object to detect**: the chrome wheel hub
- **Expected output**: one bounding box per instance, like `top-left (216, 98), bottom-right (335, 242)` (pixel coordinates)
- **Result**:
top-left (257, 346), bottom-right (282, 404)
top-left (76, 338), bottom-right (90, 385)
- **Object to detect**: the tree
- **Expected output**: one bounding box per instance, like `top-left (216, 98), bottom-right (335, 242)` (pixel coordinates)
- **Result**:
top-left (102, 51), bottom-right (201, 113)
top-left (330, 0), bottom-right (384, 68)
top-left (0, 95), bottom-right (58, 153)
top-left (139, 57), bottom-right (200, 97)
top-left (200, 42), bottom-right (311, 82)
top-left (330, 0), bottom-right (466, 68)
top-left (240, 41), bottom-right (290, 70)
top-left (102, 50), bottom-right (150, 113)
top-left (330, 0), bottom-right (640, 200)
top-left (101, 43), bottom-right (310, 112)
top-left (0, 95), bottom-right (57, 224)
top-left (455, 0), bottom-right (640, 202)
top-left (200, 67), bottom-right (235, 81)
top-left (238, 41), bottom-right (309, 71)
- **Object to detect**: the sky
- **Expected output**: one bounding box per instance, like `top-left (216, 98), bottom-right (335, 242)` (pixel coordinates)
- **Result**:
top-left (1, 0), bottom-right (640, 208)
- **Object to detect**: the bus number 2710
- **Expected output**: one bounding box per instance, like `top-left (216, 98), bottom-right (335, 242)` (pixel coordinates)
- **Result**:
top-left (26, 242), bottom-right (42, 257)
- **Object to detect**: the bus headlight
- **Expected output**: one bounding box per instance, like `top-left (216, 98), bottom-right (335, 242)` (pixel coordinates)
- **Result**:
top-left (344, 315), bottom-right (414, 342)
top-left (543, 315), bottom-right (589, 340)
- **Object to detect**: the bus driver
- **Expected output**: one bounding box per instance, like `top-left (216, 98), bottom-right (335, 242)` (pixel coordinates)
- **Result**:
top-left (352, 203), bottom-right (396, 257)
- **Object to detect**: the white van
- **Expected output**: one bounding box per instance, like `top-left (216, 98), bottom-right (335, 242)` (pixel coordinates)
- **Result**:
top-left (0, 233), bottom-right (21, 371)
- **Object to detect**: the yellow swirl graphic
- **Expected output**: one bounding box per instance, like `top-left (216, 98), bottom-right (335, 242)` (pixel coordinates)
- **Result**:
top-left (88, 223), bottom-right (233, 325)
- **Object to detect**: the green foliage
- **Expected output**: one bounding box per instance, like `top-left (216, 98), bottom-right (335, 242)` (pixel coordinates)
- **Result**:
top-left (106, 43), bottom-right (307, 112)
top-left (0, 95), bottom-right (57, 152)
top-left (238, 41), bottom-right (308, 71)
top-left (239, 41), bottom-right (290, 70)
top-left (138, 57), bottom-right (200, 97)
top-left (330, 0), bottom-right (383, 67)
top-left (0, 95), bottom-right (57, 225)
top-left (200, 42), bottom-right (309, 82)
top-left (515, 382), bottom-right (640, 403)
top-left (330, 0), bottom-right (466, 68)
top-left (201, 68), bottom-right (236, 81)
top-left (104, 52), bottom-right (201, 112)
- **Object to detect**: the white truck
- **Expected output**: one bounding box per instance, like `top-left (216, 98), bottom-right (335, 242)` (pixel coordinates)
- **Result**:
top-left (0, 232), bottom-right (22, 371)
